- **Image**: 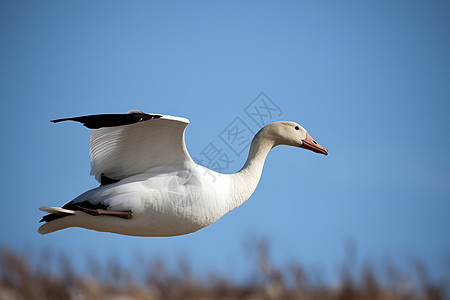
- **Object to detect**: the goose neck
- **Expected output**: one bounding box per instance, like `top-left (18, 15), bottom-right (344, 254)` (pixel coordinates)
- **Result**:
top-left (228, 133), bottom-right (274, 209)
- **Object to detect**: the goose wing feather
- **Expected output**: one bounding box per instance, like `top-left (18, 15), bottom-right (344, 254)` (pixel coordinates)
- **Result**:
top-left (53, 111), bottom-right (193, 183)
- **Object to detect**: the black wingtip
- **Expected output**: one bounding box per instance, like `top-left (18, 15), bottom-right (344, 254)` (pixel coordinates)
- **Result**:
top-left (50, 112), bottom-right (163, 129)
top-left (40, 213), bottom-right (69, 223)
top-left (50, 118), bottom-right (70, 124)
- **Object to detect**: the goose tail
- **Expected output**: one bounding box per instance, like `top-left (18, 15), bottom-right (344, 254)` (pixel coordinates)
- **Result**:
top-left (38, 206), bottom-right (76, 235)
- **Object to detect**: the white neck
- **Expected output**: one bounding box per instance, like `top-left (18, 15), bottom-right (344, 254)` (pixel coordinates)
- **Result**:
top-left (227, 131), bottom-right (275, 210)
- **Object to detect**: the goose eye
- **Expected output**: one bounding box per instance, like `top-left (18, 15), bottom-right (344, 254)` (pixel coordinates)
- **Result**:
top-left (295, 126), bottom-right (299, 130)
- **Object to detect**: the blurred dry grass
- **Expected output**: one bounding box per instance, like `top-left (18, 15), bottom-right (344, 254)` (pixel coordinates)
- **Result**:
top-left (1, 241), bottom-right (448, 300)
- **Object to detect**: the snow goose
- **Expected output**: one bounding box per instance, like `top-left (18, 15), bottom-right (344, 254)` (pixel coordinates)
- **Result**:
top-left (39, 111), bottom-right (328, 236)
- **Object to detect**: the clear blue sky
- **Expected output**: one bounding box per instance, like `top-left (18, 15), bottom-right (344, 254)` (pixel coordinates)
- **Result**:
top-left (1, 1), bottom-right (449, 283)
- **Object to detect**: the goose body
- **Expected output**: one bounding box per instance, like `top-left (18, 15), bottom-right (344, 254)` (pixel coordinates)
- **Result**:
top-left (39, 111), bottom-right (328, 237)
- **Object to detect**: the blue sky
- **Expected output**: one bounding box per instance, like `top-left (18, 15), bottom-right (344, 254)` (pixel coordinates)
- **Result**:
top-left (1, 1), bottom-right (449, 282)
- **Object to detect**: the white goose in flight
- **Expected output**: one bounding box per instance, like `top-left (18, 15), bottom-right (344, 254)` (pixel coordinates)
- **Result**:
top-left (39, 111), bottom-right (328, 236)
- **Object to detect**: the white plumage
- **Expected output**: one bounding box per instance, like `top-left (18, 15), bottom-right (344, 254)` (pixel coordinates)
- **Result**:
top-left (39, 111), bottom-right (328, 237)
top-left (89, 115), bottom-right (191, 182)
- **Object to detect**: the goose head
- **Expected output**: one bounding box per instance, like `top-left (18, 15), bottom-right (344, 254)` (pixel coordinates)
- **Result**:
top-left (260, 121), bottom-right (328, 155)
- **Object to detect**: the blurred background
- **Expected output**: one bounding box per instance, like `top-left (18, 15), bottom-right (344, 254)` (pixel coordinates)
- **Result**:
top-left (1, 1), bottom-right (449, 298)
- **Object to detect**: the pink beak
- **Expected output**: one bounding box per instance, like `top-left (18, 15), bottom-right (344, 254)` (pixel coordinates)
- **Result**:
top-left (301, 133), bottom-right (328, 156)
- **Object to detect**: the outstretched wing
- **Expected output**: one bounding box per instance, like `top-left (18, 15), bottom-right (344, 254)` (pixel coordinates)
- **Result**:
top-left (52, 111), bottom-right (193, 183)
